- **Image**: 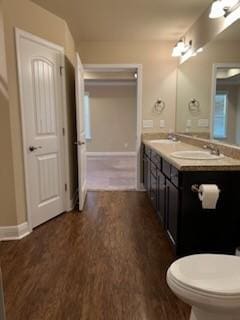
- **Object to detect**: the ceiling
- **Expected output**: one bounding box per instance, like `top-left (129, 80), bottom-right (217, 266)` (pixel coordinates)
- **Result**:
top-left (31, 0), bottom-right (212, 43)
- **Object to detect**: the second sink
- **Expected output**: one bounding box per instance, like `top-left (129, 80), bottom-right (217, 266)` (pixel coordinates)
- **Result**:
top-left (171, 150), bottom-right (224, 160)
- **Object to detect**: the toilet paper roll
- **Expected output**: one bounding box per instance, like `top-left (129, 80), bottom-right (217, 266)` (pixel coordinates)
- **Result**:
top-left (198, 184), bottom-right (220, 209)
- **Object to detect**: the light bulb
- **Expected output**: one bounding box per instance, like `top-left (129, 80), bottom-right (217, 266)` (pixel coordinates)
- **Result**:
top-left (221, 0), bottom-right (239, 8)
top-left (172, 45), bottom-right (182, 57)
top-left (197, 47), bottom-right (203, 53)
top-left (176, 40), bottom-right (185, 52)
top-left (209, 0), bottom-right (225, 18)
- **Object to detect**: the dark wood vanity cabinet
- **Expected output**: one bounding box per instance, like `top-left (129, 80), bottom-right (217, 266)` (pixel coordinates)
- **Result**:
top-left (143, 144), bottom-right (240, 256)
top-left (165, 179), bottom-right (179, 246)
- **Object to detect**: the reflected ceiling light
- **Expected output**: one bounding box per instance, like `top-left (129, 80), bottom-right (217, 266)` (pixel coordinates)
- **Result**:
top-left (209, 0), bottom-right (240, 19)
top-left (196, 47), bottom-right (203, 53)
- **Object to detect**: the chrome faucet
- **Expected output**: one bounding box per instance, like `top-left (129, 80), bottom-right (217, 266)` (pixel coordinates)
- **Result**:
top-left (168, 133), bottom-right (178, 142)
top-left (203, 144), bottom-right (220, 156)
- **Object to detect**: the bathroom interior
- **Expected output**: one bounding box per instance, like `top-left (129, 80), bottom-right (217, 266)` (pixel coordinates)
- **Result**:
top-left (1, 0), bottom-right (240, 320)
top-left (143, 10), bottom-right (240, 320)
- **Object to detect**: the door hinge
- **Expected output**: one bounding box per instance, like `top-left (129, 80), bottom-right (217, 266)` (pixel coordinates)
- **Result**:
top-left (62, 128), bottom-right (65, 136)
top-left (65, 183), bottom-right (68, 192)
top-left (60, 66), bottom-right (64, 76)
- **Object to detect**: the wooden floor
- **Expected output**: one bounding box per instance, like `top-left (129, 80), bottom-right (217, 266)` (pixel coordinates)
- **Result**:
top-left (0, 192), bottom-right (190, 320)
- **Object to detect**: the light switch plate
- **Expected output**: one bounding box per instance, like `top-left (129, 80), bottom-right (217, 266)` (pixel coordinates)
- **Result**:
top-left (143, 120), bottom-right (153, 128)
top-left (198, 119), bottom-right (209, 128)
top-left (186, 120), bottom-right (192, 128)
top-left (159, 120), bottom-right (165, 128)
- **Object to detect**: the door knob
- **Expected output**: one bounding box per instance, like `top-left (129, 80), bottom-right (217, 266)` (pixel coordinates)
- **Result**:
top-left (74, 141), bottom-right (85, 146)
top-left (29, 146), bottom-right (42, 152)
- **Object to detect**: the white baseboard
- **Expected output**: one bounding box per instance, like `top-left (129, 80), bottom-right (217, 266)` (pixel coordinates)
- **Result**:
top-left (67, 189), bottom-right (79, 212)
top-left (87, 152), bottom-right (137, 157)
top-left (0, 222), bottom-right (30, 241)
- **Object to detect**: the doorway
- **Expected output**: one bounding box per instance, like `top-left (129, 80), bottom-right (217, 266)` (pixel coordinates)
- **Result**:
top-left (83, 64), bottom-right (142, 191)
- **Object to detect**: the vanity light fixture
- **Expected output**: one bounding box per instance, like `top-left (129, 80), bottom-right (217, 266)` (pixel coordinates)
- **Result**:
top-left (209, 0), bottom-right (240, 19)
top-left (172, 39), bottom-right (192, 57)
top-left (172, 44), bottom-right (182, 57)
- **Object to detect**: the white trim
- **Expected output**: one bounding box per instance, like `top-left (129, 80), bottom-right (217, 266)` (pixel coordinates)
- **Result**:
top-left (84, 64), bottom-right (141, 72)
top-left (0, 223), bottom-right (30, 241)
top-left (60, 49), bottom-right (72, 211)
top-left (85, 80), bottom-right (137, 87)
top-left (87, 152), bottom-right (137, 157)
top-left (15, 28), bottom-right (70, 232)
top-left (83, 64), bottom-right (143, 191)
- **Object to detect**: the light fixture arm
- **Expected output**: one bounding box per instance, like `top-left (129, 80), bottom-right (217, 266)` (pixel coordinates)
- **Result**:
top-left (224, 0), bottom-right (240, 16)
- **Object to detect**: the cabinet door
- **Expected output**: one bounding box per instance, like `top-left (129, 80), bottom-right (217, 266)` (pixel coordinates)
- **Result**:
top-left (166, 180), bottom-right (179, 246)
top-left (150, 173), bottom-right (158, 211)
top-left (143, 154), bottom-right (149, 190)
top-left (157, 171), bottom-right (166, 226)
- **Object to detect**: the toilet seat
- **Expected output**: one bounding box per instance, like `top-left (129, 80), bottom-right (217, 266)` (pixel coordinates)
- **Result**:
top-left (168, 254), bottom-right (240, 298)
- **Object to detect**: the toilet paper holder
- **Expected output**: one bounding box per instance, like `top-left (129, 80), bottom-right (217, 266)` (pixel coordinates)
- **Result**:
top-left (191, 184), bottom-right (221, 193)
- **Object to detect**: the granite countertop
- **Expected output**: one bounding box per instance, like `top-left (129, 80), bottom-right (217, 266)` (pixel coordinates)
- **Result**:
top-left (143, 139), bottom-right (240, 171)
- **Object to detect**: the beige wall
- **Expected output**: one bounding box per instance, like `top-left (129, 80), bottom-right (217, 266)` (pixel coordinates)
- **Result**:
top-left (0, 1), bottom-right (17, 226)
top-left (78, 41), bottom-right (178, 134)
top-left (1, 0), bottom-right (77, 226)
top-left (85, 84), bottom-right (137, 152)
top-left (176, 41), bottom-right (240, 134)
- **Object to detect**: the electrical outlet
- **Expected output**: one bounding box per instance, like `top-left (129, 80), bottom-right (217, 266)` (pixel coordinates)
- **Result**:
top-left (160, 120), bottom-right (165, 128)
top-left (198, 119), bottom-right (209, 128)
top-left (186, 120), bottom-right (192, 128)
top-left (143, 120), bottom-right (153, 128)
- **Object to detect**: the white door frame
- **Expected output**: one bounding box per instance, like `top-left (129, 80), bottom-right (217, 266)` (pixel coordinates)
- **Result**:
top-left (84, 64), bottom-right (143, 190)
top-left (15, 28), bottom-right (71, 233)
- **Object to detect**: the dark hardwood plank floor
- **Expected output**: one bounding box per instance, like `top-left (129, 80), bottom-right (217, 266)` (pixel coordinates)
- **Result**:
top-left (0, 192), bottom-right (190, 320)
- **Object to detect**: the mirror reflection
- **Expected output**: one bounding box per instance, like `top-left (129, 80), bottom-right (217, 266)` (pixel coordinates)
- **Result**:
top-left (176, 20), bottom-right (240, 146)
top-left (213, 66), bottom-right (240, 145)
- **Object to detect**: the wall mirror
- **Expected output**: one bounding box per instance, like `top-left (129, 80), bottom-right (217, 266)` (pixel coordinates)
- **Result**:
top-left (176, 19), bottom-right (240, 146)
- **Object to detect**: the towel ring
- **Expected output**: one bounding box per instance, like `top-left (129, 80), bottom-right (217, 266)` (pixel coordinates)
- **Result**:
top-left (153, 99), bottom-right (165, 114)
top-left (188, 98), bottom-right (200, 112)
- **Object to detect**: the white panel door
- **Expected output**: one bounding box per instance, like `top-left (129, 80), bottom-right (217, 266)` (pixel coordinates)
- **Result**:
top-left (75, 54), bottom-right (87, 211)
top-left (18, 35), bottom-right (65, 228)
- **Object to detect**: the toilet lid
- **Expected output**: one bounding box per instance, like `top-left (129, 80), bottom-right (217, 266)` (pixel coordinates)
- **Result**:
top-left (169, 254), bottom-right (240, 296)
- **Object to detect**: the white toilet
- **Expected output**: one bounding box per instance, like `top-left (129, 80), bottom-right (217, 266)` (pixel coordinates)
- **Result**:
top-left (167, 254), bottom-right (240, 320)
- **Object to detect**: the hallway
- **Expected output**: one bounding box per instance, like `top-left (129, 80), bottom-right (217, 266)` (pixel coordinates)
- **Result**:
top-left (87, 156), bottom-right (136, 190)
top-left (0, 192), bottom-right (190, 320)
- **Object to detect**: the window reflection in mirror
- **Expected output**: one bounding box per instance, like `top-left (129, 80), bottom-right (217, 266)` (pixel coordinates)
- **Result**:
top-left (213, 67), bottom-right (240, 145)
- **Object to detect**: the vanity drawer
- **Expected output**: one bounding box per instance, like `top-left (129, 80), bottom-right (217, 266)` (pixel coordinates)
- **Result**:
top-left (171, 166), bottom-right (179, 187)
top-left (162, 159), bottom-right (171, 179)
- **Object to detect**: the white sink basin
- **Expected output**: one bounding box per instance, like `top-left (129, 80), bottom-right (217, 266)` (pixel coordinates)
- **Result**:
top-left (171, 150), bottom-right (224, 160)
top-left (149, 139), bottom-right (180, 144)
